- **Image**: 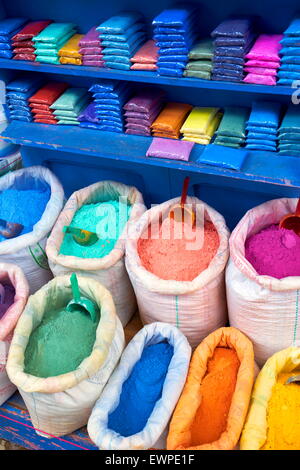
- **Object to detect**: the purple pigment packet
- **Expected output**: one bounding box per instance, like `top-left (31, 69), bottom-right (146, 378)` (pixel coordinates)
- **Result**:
top-left (125, 123), bottom-right (151, 133)
top-left (146, 138), bottom-right (194, 161)
top-left (83, 59), bottom-right (105, 66)
top-left (78, 102), bottom-right (99, 123)
top-left (79, 47), bottom-right (103, 55)
top-left (124, 89), bottom-right (165, 113)
top-left (79, 26), bottom-right (102, 47)
top-left (126, 128), bottom-right (151, 136)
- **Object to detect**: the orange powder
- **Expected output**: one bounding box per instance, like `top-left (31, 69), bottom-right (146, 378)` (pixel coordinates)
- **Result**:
top-left (137, 218), bottom-right (219, 281)
top-left (190, 347), bottom-right (240, 446)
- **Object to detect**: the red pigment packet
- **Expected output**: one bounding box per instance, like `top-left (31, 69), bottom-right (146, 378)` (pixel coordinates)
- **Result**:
top-left (34, 119), bottom-right (58, 124)
top-left (13, 48), bottom-right (35, 54)
top-left (34, 113), bottom-right (56, 119)
top-left (12, 20), bottom-right (53, 41)
top-left (29, 103), bottom-right (51, 111)
top-left (12, 41), bottom-right (34, 47)
top-left (13, 54), bottom-right (36, 61)
top-left (29, 82), bottom-right (69, 105)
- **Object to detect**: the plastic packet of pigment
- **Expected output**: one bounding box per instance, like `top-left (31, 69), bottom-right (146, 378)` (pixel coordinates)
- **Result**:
top-left (33, 23), bottom-right (77, 43)
top-left (0, 18), bottom-right (28, 35)
top-left (97, 13), bottom-right (144, 34)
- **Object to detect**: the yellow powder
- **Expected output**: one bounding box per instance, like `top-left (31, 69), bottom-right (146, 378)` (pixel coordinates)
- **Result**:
top-left (262, 372), bottom-right (300, 450)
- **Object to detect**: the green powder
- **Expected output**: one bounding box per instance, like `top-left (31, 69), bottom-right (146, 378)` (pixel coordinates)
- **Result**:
top-left (59, 199), bottom-right (132, 258)
top-left (24, 307), bottom-right (99, 378)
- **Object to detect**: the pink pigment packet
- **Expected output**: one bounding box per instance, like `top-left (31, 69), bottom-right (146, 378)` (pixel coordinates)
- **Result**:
top-left (130, 40), bottom-right (158, 64)
top-left (245, 59), bottom-right (281, 69)
top-left (243, 73), bottom-right (277, 85)
top-left (131, 63), bottom-right (158, 70)
top-left (83, 60), bottom-right (105, 66)
top-left (126, 129), bottom-right (151, 136)
top-left (244, 67), bottom-right (277, 76)
top-left (146, 137), bottom-right (194, 161)
top-left (246, 34), bottom-right (283, 61)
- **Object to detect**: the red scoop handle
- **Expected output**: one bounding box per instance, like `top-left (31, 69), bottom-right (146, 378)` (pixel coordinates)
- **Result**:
top-left (181, 177), bottom-right (190, 206)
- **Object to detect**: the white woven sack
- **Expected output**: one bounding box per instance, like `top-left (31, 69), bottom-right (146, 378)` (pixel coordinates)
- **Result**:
top-left (0, 166), bottom-right (64, 294)
top-left (126, 197), bottom-right (230, 348)
top-left (0, 262), bottom-right (29, 405)
top-left (227, 198), bottom-right (300, 366)
top-left (88, 322), bottom-right (191, 450)
top-left (6, 275), bottom-right (125, 437)
top-left (46, 180), bottom-right (146, 326)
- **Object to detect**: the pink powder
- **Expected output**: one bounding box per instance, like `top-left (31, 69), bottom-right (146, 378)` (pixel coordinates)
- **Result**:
top-left (245, 224), bottom-right (300, 279)
top-left (137, 219), bottom-right (219, 281)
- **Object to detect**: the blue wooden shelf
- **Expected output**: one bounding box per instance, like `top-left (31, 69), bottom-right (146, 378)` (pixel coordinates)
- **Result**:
top-left (0, 58), bottom-right (294, 96)
top-left (0, 392), bottom-right (97, 450)
top-left (1, 121), bottom-right (300, 188)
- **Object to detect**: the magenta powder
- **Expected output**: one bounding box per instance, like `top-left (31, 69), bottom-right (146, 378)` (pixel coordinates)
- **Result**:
top-left (245, 224), bottom-right (300, 279)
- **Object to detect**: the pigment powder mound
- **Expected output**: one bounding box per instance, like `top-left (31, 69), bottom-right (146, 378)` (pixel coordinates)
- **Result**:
top-left (0, 282), bottom-right (15, 319)
top-left (108, 342), bottom-right (174, 437)
top-left (0, 186), bottom-right (51, 242)
top-left (24, 307), bottom-right (100, 378)
top-left (190, 347), bottom-right (240, 446)
top-left (262, 372), bottom-right (300, 450)
top-left (137, 218), bottom-right (219, 281)
top-left (245, 224), bottom-right (300, 279)
top-left (59, 199), bottom-right (132, 258)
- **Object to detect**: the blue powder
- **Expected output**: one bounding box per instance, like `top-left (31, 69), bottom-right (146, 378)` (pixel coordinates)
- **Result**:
top-left (0, 186), bottom-right (51, 242)
top-left (108, 342), bottom-right (174, 437)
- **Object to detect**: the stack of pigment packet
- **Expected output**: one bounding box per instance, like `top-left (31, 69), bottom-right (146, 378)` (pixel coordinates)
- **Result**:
top-left (79, 27), bottom-right (104, 67)
top-left (89, 81), bottom-right (132, 132)
top-left (278, 106), bottom-right (300, 156)
top-left (244, 34), bottom-right (282, 86)
top-left (130, 40), bottom-right (158, 70)
top-left (6, 76), bottom-right (43, 122)
top-left (212, 17), bottom-right (255, 82)
top-left (184, 38), bottom-right (214, 79)
top-left (123, 88), bottom-right (165, 136)
top-left (152, 5), bottom-right (198, 77)
top-left (0, 17), bottom-right (27, 58)
top-left (214, 106), bottom-right (249, 148)
top-left (50, 88), bottom-right (89, 125)
top-left (29, 82), bottom-right (69, 124)
top-left (33, 23), bottom-right (76, 64)
top-left (278, 18), bottom-right (300, 86)
top-left (12, 20), bottom-right (52, 61)
top-left (151, 102), bottom-right (192, 138)
top-left (245, 101), bottom-right (281, 152)
top-left (58, 34), bottom-right (83, 65)
top-left (97, 12), bottom-right (147, 70)
top-left (181, 107), bottom-right (221, 144)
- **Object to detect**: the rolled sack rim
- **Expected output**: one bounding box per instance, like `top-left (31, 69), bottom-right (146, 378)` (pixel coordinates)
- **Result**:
top-left (6, 274), bottom-right (118, 393)
top-left (126, 196), bottom-right (230, 295)
top-left (229, 197), bottom-right (300, 292)
top-left (46, 180), bottom-right (146, 271)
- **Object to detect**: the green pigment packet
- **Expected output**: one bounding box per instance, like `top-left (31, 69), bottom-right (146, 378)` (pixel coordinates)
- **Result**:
top-left (213, 141), bottom-right (241, 148)
top-left (215, 106), bottom-right (249, 138)
top-left (51, 88), bottom-right (88, 111)
top-left (279, 106), bottom-right (300, 133)
top-left (35, 31), bottom-right (76, 49)
top-left (53, 98), bottom-right (89, 118)
top-left (58, 120), bottom-right (80, 125)
top-left (188, 38), bottom-right (214, 60)
top-left (35, 55), bottom-right (60, 64)
top-left (186, 60), bottom-right (212, 72)
top-left (214, 135), bottom-right (244, 144)
top-left (33, 23), bottom-right (76, 43)
top-left (184, 70), bottom-right (211, 79)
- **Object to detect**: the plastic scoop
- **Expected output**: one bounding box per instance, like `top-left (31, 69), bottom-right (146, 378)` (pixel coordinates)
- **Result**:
top-left (63, 226), bottom-right (98, 246)
top-left (169, 177), bottom-right (195, 226)
top-left (285, 374), bottom-right (300, 385)
top-left (279, 199), bottom-right (300, 236)
top-left (66, 273), bottom-right (98, 322)
top-left (0, 218), bottom-right (23, 239)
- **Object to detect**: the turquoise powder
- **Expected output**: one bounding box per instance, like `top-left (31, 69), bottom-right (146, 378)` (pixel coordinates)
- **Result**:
top-left (59, 199), bottom-right (132, 258)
